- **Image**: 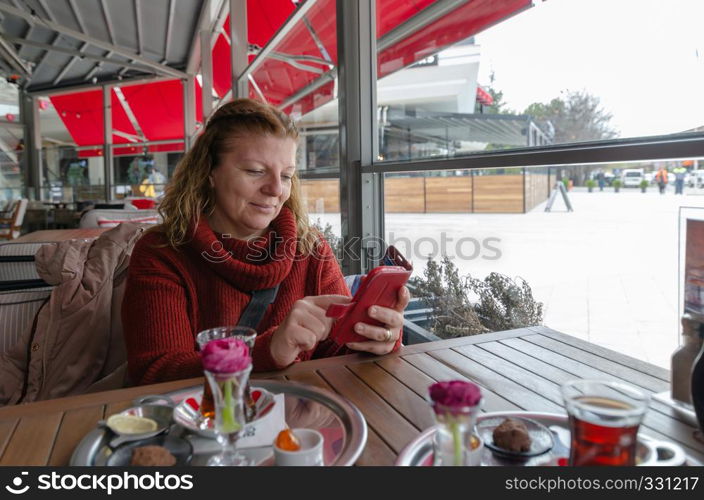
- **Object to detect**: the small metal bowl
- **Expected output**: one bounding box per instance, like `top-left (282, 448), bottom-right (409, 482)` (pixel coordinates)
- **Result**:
top-left (103, 404), bottom-right (173, 448)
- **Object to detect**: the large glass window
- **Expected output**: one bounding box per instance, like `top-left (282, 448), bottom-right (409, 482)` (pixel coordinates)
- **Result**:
top-left (385, 157), bottom-right (703, 367)
top-left (40, 146), bottom-right (105, 202)
top-left (375, 0), bottom-right (704, 163)
top-left (244, 0), bottom-right (342, 241)
top-left (0, 81), bottom-right (22, 202)
top-left (113, 150), bottom-right (181, 201)
top-left (0, 127), bottom-right (23, 203)
top-left (246, 0), bottom-right (338, 174)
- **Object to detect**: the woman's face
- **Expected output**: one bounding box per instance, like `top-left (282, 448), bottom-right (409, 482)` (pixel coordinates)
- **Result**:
top-left (208, 133), bottom-right (297, 240)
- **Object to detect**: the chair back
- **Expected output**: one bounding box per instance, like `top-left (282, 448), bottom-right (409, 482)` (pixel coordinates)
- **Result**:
top-left (0, 199), bottom-right (28, 240)
top-left (15, 199), bottom-right (28, 226)
top-left (0, 241), bottom-right (55, 281)
top-left (0, 286), bottom-right (53, 355)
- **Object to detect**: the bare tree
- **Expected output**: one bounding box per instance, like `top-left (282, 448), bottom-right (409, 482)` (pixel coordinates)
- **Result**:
top-left (525, 90), bottom-right (619, 184)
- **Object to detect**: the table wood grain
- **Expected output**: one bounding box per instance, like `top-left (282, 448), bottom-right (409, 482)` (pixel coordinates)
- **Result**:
top-left (0, 326), bottom-right (701, 465)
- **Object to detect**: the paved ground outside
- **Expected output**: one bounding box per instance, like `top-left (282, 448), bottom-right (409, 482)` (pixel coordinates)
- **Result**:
top-left (312, 185), bottom-right (704, 368)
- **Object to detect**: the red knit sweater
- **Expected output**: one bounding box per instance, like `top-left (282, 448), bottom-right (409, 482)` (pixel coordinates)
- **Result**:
top-left (121, 208), bottom-right (351, 385)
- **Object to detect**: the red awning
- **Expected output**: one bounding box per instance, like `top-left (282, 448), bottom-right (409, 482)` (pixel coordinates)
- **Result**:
top-left (57, 0), bottom-right (530, 153)
top-left (378, 0), bottom-right (531, 78)
top-left (280, 0), bottom-right (531, 115)
top-left (476, 86), bottom-right (494, 106)
top-left (51, 90), bottom-right (138, 146)
top-left (57, 80), bottom-right (202, 155)
top-left (212, 0), bottom-right (299, 98)
top-left (213, 0), bottom-right (334, 105)
top-left (113, 143), bottom-right (184, 156)
top-left (119, 79), bottom-right (203, 142)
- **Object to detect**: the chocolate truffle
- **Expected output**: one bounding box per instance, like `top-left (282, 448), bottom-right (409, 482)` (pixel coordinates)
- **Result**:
top-left (492, 418), bottom-right (532, 452)
top-left (130, 445), bottom-right (177, 466)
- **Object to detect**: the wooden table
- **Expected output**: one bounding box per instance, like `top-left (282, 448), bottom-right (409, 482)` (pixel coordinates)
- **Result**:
top-left (0, 326), bottom-right (701, 466)
top-left (14, 228), bottom-right (108, 243)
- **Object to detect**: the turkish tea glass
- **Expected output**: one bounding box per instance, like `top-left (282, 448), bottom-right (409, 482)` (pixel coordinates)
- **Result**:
top-left (561, 379), bottom-right (650, 466)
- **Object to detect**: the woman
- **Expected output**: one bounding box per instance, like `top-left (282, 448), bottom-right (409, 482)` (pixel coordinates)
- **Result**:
top-left (122, 98), bottom-right (409, 385)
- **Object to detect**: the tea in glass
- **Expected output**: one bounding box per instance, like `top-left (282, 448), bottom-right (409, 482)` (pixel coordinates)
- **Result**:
top-left (561, 380), bottom-right (650, 466)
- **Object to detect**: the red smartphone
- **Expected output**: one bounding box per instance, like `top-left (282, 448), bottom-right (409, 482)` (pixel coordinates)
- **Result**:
top-left (326, 266), bottom-right (412, 345)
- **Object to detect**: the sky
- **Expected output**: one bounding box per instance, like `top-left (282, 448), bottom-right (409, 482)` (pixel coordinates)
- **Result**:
top-left (474, 0), bottom-right (704, 138)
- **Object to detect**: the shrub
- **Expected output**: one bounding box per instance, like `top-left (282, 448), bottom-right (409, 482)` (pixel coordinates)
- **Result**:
top-left (311, 218), bottom-right (343, 269)
top-left (409, 255), bottom-right (543, 339)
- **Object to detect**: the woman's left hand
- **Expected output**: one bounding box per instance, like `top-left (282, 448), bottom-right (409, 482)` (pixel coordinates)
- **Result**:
top-left (346, 286), bottom-right (411, 355)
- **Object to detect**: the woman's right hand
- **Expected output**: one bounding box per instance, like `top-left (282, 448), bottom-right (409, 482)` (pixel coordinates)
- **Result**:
top-left (270, 294), bottom-right (351, 368)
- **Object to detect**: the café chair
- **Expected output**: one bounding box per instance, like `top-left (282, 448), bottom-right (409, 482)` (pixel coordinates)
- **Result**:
top-left (0, 284), bottom-right (54, 355)
top-left (0, 198), bottom-right (28, 240)
top-left (0, 241), bottom-right (56, 282)
top-left (0, 241), bottom-right (56, 353)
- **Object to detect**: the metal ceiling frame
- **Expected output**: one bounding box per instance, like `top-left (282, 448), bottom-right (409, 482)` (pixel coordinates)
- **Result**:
top-left (302, 15), bottom-right (333, 64)
top-left (26, 74), bottom-right (172, 97)
top-left (279, 68), bottom-right (335, 110)
top-left (237, 0), bottom-right (320, 88)
top-left (3, 38), bottom-right (161, 75)
top-left (135, 0), bottom-right (143, 56)
top-left (0, 1), bottom-right (187, 80)
top-left (187, 0), bottom-right (220, 74)
top-left (15, 20), bottom-right (33, 58)
top-left (215, 0), bottom-right (334, 106)
top-left (51, 0), bottom-right (88, 85)
top-left (210, 0), bottom-right (230, 48)
top-left (241, 0), bottom-right (473, 112)
top-left (0, 34), bottom-right (31, 77)
top-left (230, 0), bottom-right (247, 98)
top-left (103, 85), bottom-right (112, 198)
top-left (99, 0), bottom-right (116, 44)
top-left (112, 86), bottom-right (146, 142)
top-left (164, 0), bottom-right (175, 64)
top-left (75, 138), bottom-right (184, 151)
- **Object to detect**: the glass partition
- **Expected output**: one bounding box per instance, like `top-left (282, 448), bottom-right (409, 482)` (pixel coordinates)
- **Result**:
top-left (39, 146), bottom-right (105, 203)
top-left (0, 126), bottom-right (23, 203)
top-left (385, 157), bottom-right (704, 368)
top-left (375, 0), bottom-right (704, 163)
top-left (112, 150), bottom-right (181, 202)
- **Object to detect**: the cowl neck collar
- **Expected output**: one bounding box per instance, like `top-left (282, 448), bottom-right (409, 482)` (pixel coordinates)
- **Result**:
top-left (187, 207), bottom-right (298, 291)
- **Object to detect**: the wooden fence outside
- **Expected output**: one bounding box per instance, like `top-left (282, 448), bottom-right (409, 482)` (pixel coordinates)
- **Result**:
top-left (301, 171), bottom-right (550, 214)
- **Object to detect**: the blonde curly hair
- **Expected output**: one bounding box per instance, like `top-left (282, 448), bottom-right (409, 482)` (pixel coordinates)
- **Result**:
top-left (155, 98), bottom-right (318, 255)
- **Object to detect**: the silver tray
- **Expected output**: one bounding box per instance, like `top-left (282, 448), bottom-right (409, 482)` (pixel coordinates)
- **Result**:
top-left (70, 379), bottom-right (367, 466)
top-left (395, 411), bottom-right (688, 466)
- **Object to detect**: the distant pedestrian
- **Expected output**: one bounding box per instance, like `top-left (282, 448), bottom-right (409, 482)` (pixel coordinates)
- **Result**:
top-left (596, 171), bottom-right (605, 191)
top-left (673, 166), bottom-right (687, 195)
top-left (655, 167), bottom-right (669, 194)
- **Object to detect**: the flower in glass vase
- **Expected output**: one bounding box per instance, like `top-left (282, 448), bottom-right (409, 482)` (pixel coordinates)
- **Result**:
top-left (429, 380), bottom-right (483, 466)
top-left (201, 337), bottom-right (253, 466)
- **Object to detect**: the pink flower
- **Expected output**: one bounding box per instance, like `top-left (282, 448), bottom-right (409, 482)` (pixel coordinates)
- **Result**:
top-left (429, 380), bottom-right (482, 408)
top-left (201, 337), bottom-right (251, 374)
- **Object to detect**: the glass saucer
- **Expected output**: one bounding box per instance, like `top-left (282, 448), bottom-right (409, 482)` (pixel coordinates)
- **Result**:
top-left (477, 416), bottom-right (554, 460)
